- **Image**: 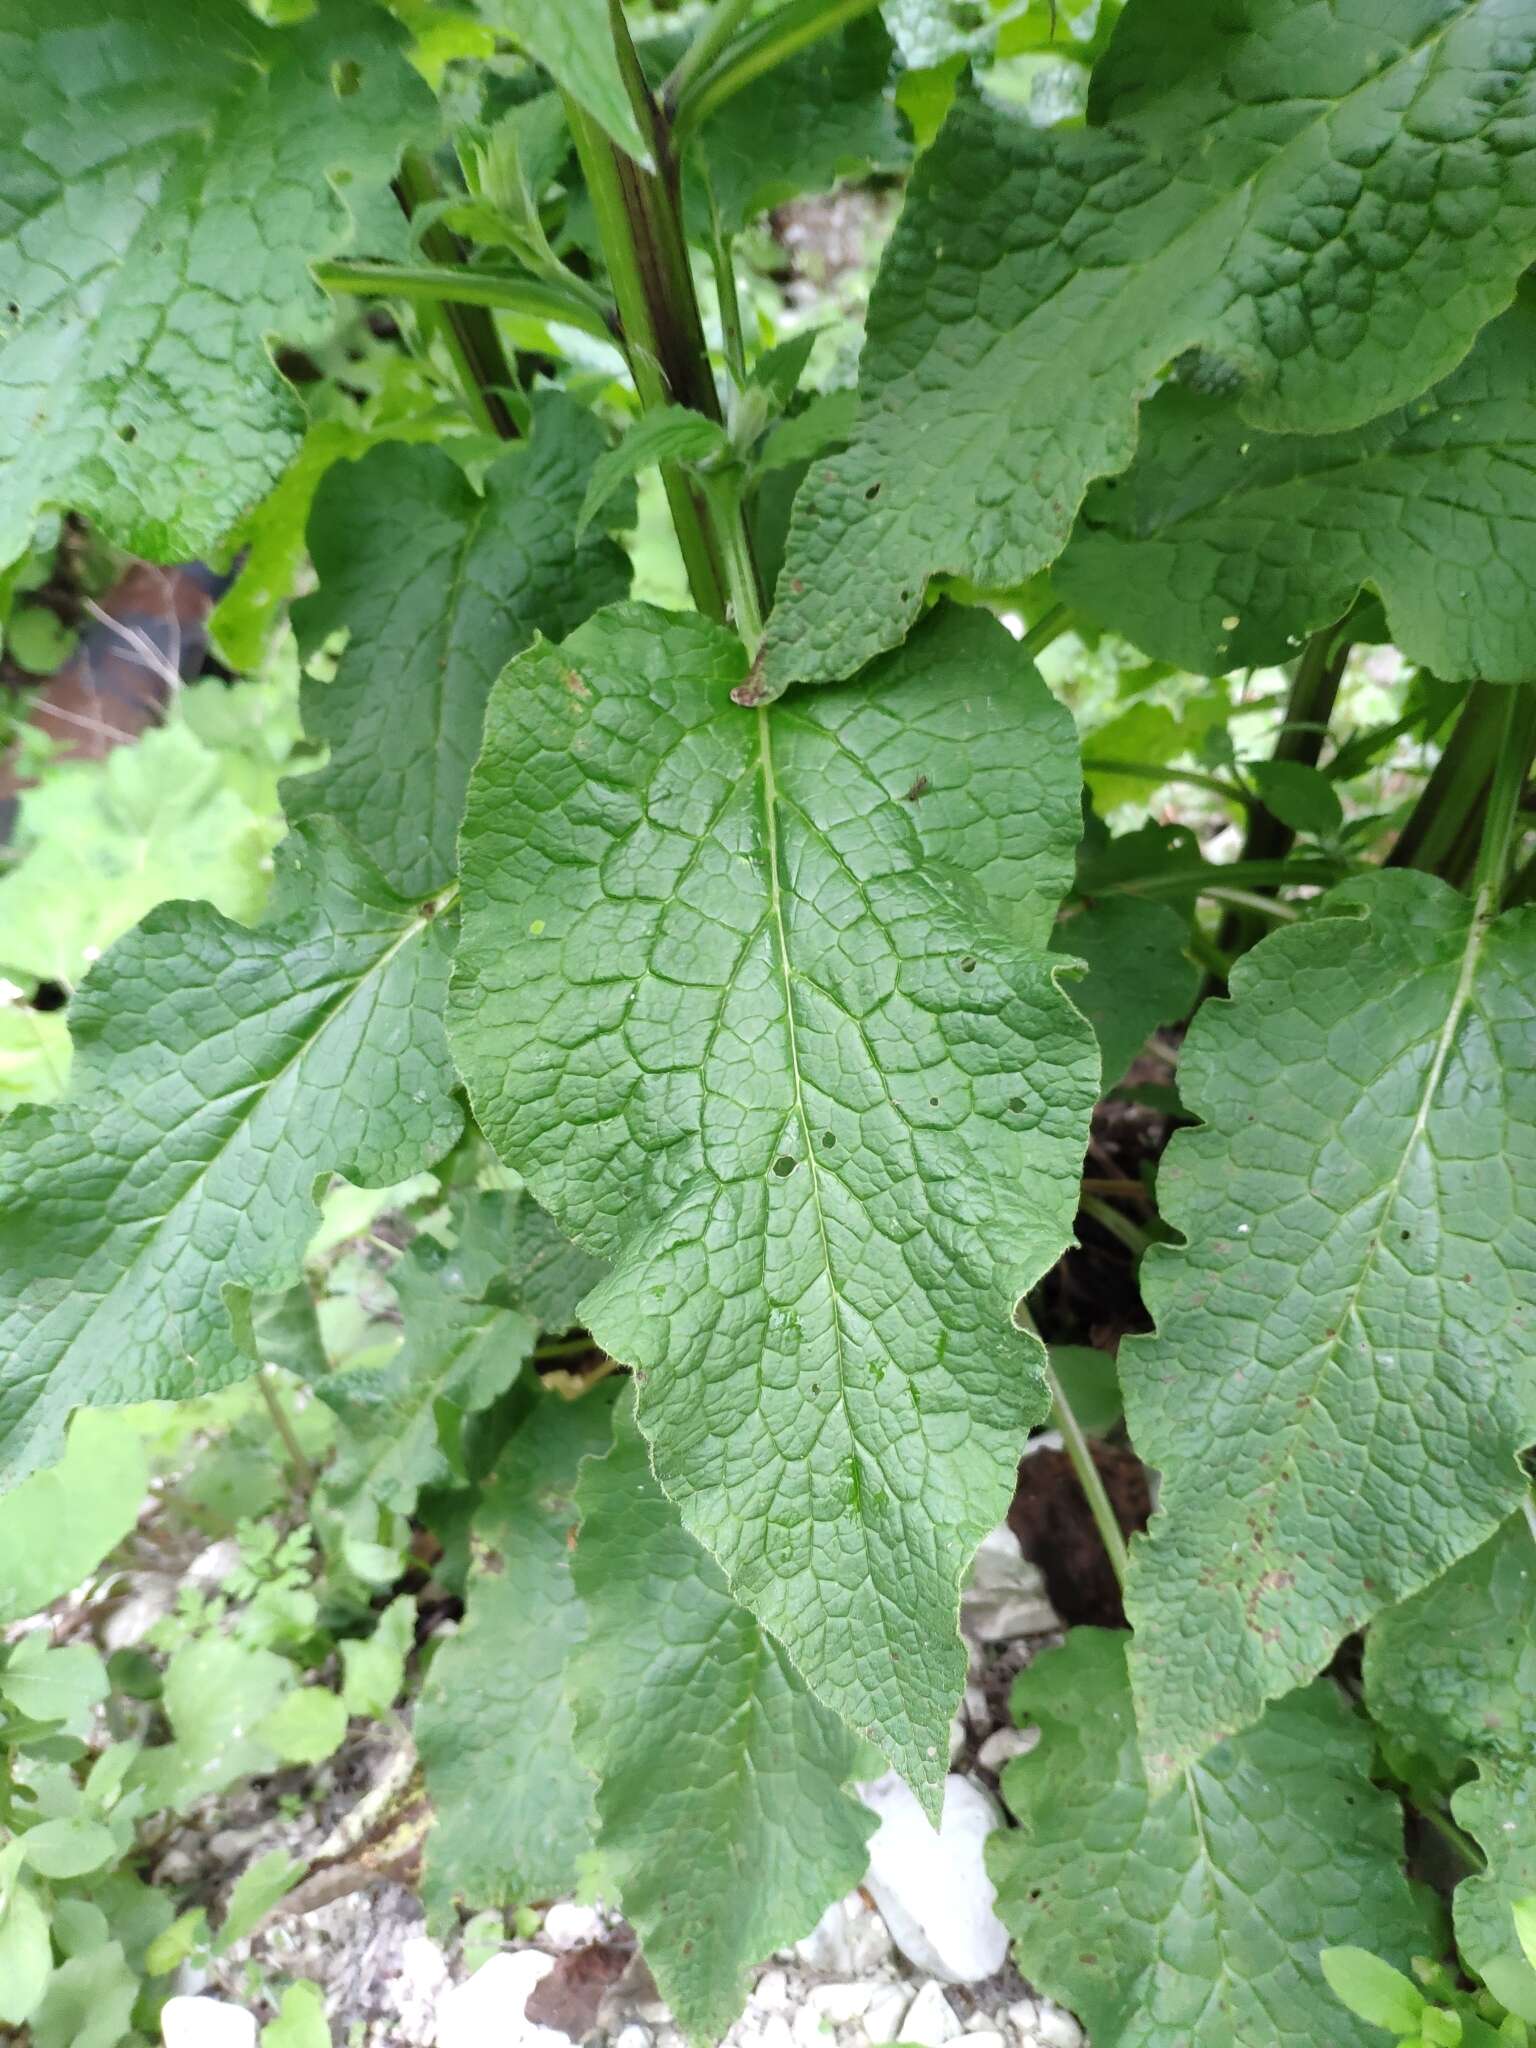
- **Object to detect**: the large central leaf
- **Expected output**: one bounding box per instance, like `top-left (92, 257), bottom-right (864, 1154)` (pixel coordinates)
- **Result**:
top-left (450, 601), bottom-right (1097, 1799)
top-left (0, 0), bottom-right (435, 563)
top-left (755, 0), bottom-right (1536, 695)
top-left (1123, 870), bottom-right (1536, 1778)
top-left (0, 825), bottom-right (462, 1481)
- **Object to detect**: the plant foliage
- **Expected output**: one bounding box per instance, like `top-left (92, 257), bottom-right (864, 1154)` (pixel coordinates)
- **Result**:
top-left (1, 0), bottom-right (1535, 2040)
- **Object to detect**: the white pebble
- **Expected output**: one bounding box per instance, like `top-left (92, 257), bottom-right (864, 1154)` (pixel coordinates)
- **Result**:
top-left (161, 2000), bottom-right (258, 2048)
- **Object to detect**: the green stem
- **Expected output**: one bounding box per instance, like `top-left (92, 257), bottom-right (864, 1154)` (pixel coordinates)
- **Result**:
top-left (1020, 603), bottom-right (1067, 657)
top-left (1078, 1191), bottom-right (1153, 1260)
top-left (1081, 756), bottom-right (1255, 810)
top-left (392, 152), bottom-right (521, 440)
top-left (258, 1369), bottom-right (316, 1498)
top-left (1087, 856), bottom-right (1345, 902)
top-left (1240, 624), bottom-right (1351, 864)
top-left (1016, 1303), bottom-right (1130, 1590)
top-left (1199, 885), bottom-right (1300, 925)
top-left (1388, 683), bottom-right (1504, 879)
top-left (673, 0), bottom-right (881, 137)
top-left (706, 184), bottom-right (750, 390)
top-left (1471, 687), bottom-right (1536, 905)
top-left (1411, 1793), bottom-right (1487, 1873)
top-left (704, 476), bottom-right (765, 649)
top-left (1046, 1362), bottom-right (1129, 1590)
top-left (562, 90), bottom-right (730, 621)
top-left (571, 0), bottom-right (769, 642)
top-left (314, 259), bottom-right (618, 344)
top-left (1218, 622), bottom-right (1350, 956)
top-left (664, 0), bottom-right (759, 113)
top-left (532, 1334), bottom-right (601, 1362)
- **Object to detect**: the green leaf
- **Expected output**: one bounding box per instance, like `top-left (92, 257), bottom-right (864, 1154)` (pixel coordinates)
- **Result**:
top-left (0, 1879), bottom-right (52, 2026)
top-left (569, 1388), bottom-right (874, 2043)
top-left (0, 721), bottom-right (275, 992)
top-left (289, 394), bottom-right (631, 898)
top-left (0, 0), bottom-right (436, 564)
top-left (1122, 871), bottom-right (1536, 1777)
top-left (1366, 1517), bottom-right (1536, 2021)
top-left (418, 1385), bottom-right (616, 1917)
top-left (1321, 1948), bottom-right (1428, 2034)
top-left (0, 1638), bottom-right (109, 1729)
top-left (450, 600), bottom-right (1097, 1801)
top-left (339, 1594), bottom-right (416, 1718)
top-left (0, 822), bottom-right (462, 1482)
top-left (988, 1629), bottom-right (1429, 2048)
top-left (258, 1685), bottom-right (348, 1766)
top-left (577, 407), bottom-right (728, 538)
top-left (28, 1941), bottom-right (137, 2048)
top-left (317, 1200), bottom-right (542, 1520)
top-left (0, 1410), bottom-right (147, 1628)
top-left (477, 0), bottom-right (654, 168)
top-left (262, 1982), bottom-right (331, 2048)
top-left (19, 1817), bottom-right (118, 1881)
top-left (133, 1636), bottom-right (289, 1812)
top-left (218, 1848), bottom-right (307, 1949)
top-left (758, 390), bottom-right (860, 474)
top-left (694, 15), bottom-right (907, 234)
top-left (757, 5), bottom-right (1536, 694)
top-left (1248, 761), bottom-right (1344, 842)
top-left (1051, 894), bottom-right (1196, 1089)
top-left (1056, 292), bottom-right (1536, 684)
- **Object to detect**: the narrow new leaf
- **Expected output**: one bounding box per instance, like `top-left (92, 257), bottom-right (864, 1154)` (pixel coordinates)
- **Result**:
top-left (1057, 293), bottom-right (1536, 683)
top-left (989, 1630), bottom-right (1429, 2048)
top-left (1123, 872), bottom-right (1536, 1777)
top-left (450, 601), bottom-right (1097, 1802)
top-left (758, 0), bottom-right (1536, 693)
top-left (1366, 1517), bottom-right (1536, 2020)
top-left (576, 407), bottom-right (728, 538)
top-left (418, 1385), bottom-right (617, 1917)
top-left (0, 0), bottom-right (435, 563)
top-left (0, 824), bottom-right (462, 1481)
top-left (290, 394), bottom-right (630, 898)
top-left (568, 1389), bottom-right (874, 2044)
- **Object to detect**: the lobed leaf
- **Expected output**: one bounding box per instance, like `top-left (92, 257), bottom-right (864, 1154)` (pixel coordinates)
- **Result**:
top-left (1366, 1516), bottom-right (1536, 2020)
top-left (450, 600), bottom-right (1098, 1803)
top-left (567, 1388), bottom-right (874, 2043)
top-left (0, 0), bottom-right (436, 563)
top-left (0, 823), bottom-right (462, 1482)
top-left (290, 394), bottom-right (630, 900)
top-left (418, 1385), bottom-right (617, 1917)
top-left (989, 1628), bottom-right (1429, 2048)
top-left (756, 0), bottom-right (1536, 694)
top-left (1057, 291), bottom-right (1536, 683)
top-left (1122, 871), bottom-right (1536, 1777)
